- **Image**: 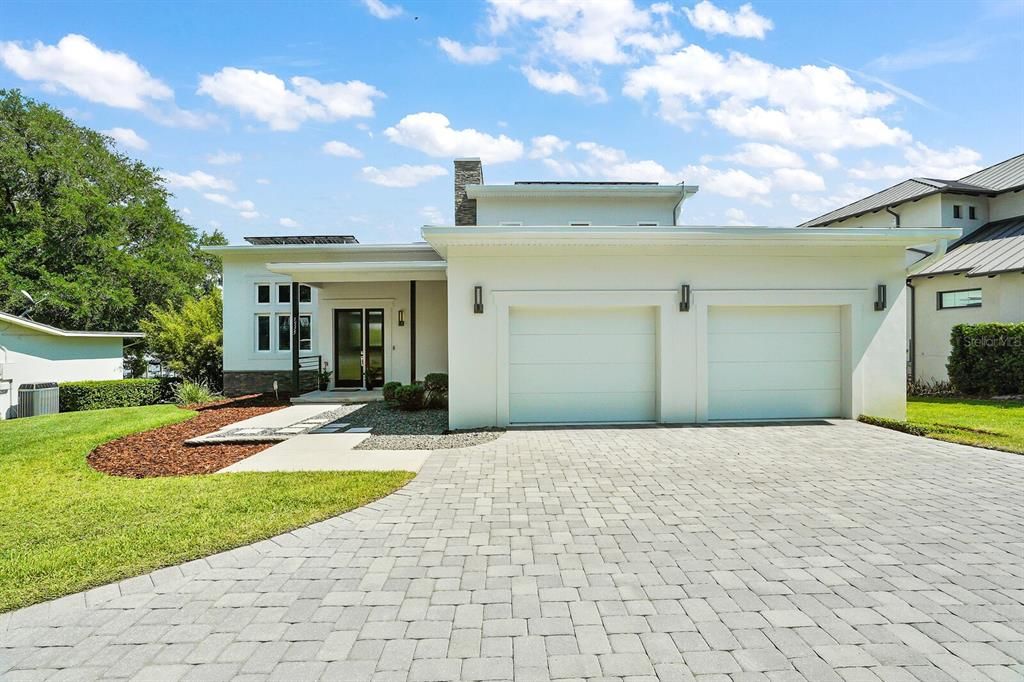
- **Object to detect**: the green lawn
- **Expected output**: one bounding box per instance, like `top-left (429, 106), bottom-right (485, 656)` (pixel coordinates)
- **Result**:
top-left (0, 406), bottom-right (413, 612)
top-left (907, 396), bottom-right (1024, 455)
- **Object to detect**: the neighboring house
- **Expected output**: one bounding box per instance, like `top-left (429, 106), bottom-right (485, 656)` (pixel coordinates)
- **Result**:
top-left (0, 312), bottom-right (143, 419)
top-left (801, 154), bottom-right (1024, 384)
top-left (208, 158), bottom-right (955, 428)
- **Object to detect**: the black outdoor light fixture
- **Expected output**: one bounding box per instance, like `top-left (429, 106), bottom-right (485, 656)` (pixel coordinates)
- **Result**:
top-left (680, 284), bottom-right (691, 312)
top-left (398, 309), bottom-right (405, 326)
top-left (473, 285), bottom-right (484, 314)
top-left (874, 284), bottom-right (887, 311)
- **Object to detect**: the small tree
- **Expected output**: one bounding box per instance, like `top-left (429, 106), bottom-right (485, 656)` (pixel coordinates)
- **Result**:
top-left (140, 290), bottom-right (223, 389)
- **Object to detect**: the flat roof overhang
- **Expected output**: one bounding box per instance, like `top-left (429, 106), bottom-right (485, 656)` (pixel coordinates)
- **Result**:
top-left (421, 225), bottom-right (963, 258)
top-left (264, 260), bottom-right (447, 283)
top-left (465, 184), bottom-right (699, 200)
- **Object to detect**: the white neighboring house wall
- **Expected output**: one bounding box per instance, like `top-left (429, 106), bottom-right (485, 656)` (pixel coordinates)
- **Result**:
top-left (475, 195), bottom-right (681, 227)
top-left (0, 314), bottom-right (138, 419)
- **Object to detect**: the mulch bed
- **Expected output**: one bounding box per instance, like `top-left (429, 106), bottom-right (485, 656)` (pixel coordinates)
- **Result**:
top-left (88, 395), bottom-right (289, 478)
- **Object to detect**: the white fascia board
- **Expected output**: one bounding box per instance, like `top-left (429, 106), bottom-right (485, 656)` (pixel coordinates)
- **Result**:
top-left (465, 184), bottom-right (698, 200)
top-left (202, 242), bottom-right (440, 257)
top-left (265, 260), bottom-right (447, 282)
top-left (421, 225), bottom-right (962, 257)
top-left (0, 314), bottom-right (143, 338)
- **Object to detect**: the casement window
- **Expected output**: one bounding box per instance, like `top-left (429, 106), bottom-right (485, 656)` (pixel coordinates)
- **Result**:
top-left (256, 283), bottom-right (271, 304)
top-left (298, 314), bottom-right (312, 350)
top-left (969, 206), bottom-right (977, 220)
top-left (953, 205), bottom-right (963, 219)
top-left (938, 289), bottom-right (982, 309)
top-left (299, 284), bottom-right (312, 303)
top-left (277, 284), bottom-right (291, 304)
top-left (255, 314), bottom-right (272, 351)
top-left (277, 314), bottom-right (291, 351)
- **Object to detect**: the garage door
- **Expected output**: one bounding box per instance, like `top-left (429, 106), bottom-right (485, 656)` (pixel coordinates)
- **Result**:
top-left (509, 307), bottom-right (656, 424)
top-left (708, 306), bottom-right (841, 420)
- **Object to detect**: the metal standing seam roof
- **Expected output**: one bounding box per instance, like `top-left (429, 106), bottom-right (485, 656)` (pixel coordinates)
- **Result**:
top-left (959, 153), bottom-right (1024, 191)
top-left (243, 235), bottom-right (359, 245)
top-left (913, 216), bottom-right (1024, 277)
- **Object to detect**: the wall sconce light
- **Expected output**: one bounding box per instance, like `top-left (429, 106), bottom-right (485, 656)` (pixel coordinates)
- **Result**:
top-left (679, 284), bottom-right (690, 312)
top-left (474, 286), bottom-right (484, 314)
top-left (398, 309), bottom-right (405, 326)
top-left (874, 284), bottom-right (887, 311)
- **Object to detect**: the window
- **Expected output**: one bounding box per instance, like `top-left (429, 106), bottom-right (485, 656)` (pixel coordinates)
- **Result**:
top-left (953, 205), bottom-right (962, 219)
top-left (298, 284), bottom-right (312, 303)
top-left (277, 284), bottom-right (291, 304)
top-left (938, 289), bottom-right (982, 309)
top-left (277, 314), bottom-right (291, 351)
top-left (256, 314), bottom-right (271, 351)
top-left (569, 221), bottom-right (591, 227)
top-left (969, 206), bottom-right (977, 220)
top-left (256, 283), bottom-right (271, 304)
top-left (298, 314), bottom-right (312, 350)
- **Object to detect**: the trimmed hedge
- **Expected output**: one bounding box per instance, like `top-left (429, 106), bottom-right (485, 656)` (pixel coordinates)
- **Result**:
top-left (857, 415), bottom-right (928, 437)
top-left (59, 379), bottom-right (163, 412)
top-left (382, 381), bottom-right (402, 402)
top-left (394, 383), bottom-right (426, 411)
top-left (948, 323), bottom-right (1024, 396)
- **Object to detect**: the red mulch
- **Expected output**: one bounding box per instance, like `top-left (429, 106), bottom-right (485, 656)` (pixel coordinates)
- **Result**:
top-left (88, 394), bottom-right (290, 478)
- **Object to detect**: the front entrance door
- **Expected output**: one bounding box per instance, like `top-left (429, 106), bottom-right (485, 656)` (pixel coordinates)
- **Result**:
top-left (334, 308), bottom-right (385, 389)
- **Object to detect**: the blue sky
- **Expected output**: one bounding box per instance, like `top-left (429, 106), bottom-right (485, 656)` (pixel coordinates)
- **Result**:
top-left (3, 0), bottom-right (1022, 244)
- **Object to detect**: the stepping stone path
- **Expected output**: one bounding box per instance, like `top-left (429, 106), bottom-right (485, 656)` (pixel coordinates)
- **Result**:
top-left (186, 408), bottom-right (368, 444)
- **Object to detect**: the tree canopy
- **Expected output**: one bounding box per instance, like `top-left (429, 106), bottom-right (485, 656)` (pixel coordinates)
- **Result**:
top-left (0, 89), bottom-right (222, 331)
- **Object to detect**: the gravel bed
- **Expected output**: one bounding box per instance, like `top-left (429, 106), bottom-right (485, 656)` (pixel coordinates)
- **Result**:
top-left (355, 430), bottom-right (504, 451)
top-left (336, 402), bottom-right (504, 450)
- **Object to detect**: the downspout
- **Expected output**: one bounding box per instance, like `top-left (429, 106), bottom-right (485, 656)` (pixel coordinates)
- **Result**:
top-left (906, 278), bottom-right (916, 382)
top-left (886, 207), bottom-right (900, 227)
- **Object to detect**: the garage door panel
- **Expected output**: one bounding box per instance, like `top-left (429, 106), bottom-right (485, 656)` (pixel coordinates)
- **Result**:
top-left (510, 392), bottom-right (656, 424)
top-left (710, 306), bottom-right (840, 333)
top-left (510, 333), bottom-right (654, 366)
top-left (710, 361), bottom-right (841, 392)
top-left (511, 306), bottom-right (654, 334)
top-left (708, 332), bottom-right (840, 363)
top-left (511, 362), bottom-right (655, 394)
top-left (709, 389), bottom-right (841, 421)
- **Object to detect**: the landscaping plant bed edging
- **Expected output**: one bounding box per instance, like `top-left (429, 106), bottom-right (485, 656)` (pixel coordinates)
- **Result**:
top-left (88, 395), bottom-right (289, 478)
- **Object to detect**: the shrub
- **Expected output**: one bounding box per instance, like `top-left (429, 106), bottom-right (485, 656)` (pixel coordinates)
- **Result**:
top-left (394, 383), bottom-right (426, 411)
top-left (857, 415), bottom-right (928, 437)
top-left (158, 377), bottom-right (182, 402)
top-left (424, 373), bottom-right (448, 391)
top-left (173, 379), bottom-right (218, 406)
top-left (907, 377), bottom-right (955, 396)
top-left (60, 379), bottom-right (162, 412)
top-left (382, 381), bottom-right (402, 402)
top-left (140, 290), bottom-right (223, 390)
top-left (947, 323), bottom-right (1024, 396)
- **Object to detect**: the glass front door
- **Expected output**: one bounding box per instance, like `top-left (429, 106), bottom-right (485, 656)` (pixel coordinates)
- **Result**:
top-left (333, 308), bottom-right (385, 389)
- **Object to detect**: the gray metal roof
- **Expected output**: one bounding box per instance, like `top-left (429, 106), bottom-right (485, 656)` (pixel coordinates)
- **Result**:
top-left (244, 235), bottom-right (359, 245)
top-left (913, 216), bottom-right (1024, 277)
top-left (801, 153), bottom-right (1024, 227)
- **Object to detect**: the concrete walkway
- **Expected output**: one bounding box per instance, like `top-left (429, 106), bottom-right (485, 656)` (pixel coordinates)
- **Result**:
top-left (221, 434), bottom-right (431, 473)
top-left (2, 421), bottom-right (1023, 681)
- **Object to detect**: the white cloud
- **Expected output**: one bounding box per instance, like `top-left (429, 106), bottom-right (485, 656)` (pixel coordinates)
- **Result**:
top-left (681, 164), bottom-right (772, 200)
top-left (528, 134), bottom-right (570, 159)
top-left (363, 0), bottom-right (403, 19)
top-left (206, 150), bottom-right (241, 165)
top-left (847, 143), bottom-right (984, 181)
top-left (256, 178), bottom-right (271, 185)
top-left (724, 208), bottom-right (753, 225)
top-left (239, 211), bottom-right (260, 220)
top-left (624, 44), bottom-right (910, 151)
top-left (487, 0), bottom-right (682, 65)
top-left (521, 66), bottom-right (607, 101)
top-left (771, 167), bottom-right (825, 192)
top-left (683, 1), bottom-right (773, 39)
top-left (0, 34), bottom-right (171, 109)
top-left (869, 39), bottom-right (979, 72)
top-left (203, 192), bottom-right (259, 218)
top-left (322, 140), bottom-right (363, 158)
top-left (438, 38), bottom-right (501, 65)
top-left (815, 152), bottom-right (840, 169)
top-left (279, 217), bottom-right (300, 228)
top-left (163, 170), bottom-right (235, 192)
top-left (197, 67), bottom-right (383, 131)
top-left (790, 183), bottom-right (872, 215)
top-left (384, 112), bottom-right (524, 163)
top-left (420, 205), bottom-right (446, 224)
top-left (103, 127), bottom-right (148, 151)
top-left (361, 164), bottom-right (448, 187)
top-left (713, 142), bottom-right (804, 168)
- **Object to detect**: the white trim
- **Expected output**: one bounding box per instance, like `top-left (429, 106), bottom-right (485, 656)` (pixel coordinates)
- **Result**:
top-left (266, 261), bottom-right (447, 282)
top-left (465, 184), bottom-right (698, 200)
top-left (255, 282), bottom-right (272, 305)
top-left (0, 312), bottom-right (142, 338)
top-left (276, 313), bottom-right (291, 352)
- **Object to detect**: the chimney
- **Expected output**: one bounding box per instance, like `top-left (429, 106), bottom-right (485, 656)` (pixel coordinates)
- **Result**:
top-left (454, 158), bottom-right (483, 226)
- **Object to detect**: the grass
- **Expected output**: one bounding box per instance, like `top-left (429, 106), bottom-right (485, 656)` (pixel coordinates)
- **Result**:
top-left (0, 406), bottom-right (414, 612)
top-left (906, 396), bottom-right (1024, 454)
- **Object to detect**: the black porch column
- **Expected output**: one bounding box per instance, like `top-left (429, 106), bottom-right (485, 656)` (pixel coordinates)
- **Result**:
top-left (291, 281), bottom-right (300, 395)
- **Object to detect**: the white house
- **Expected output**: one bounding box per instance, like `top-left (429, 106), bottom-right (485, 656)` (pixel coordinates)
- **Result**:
top-left (802, 153), bottom-right (1024, 383)
top-left (209, 158), bottom-right (957, 428)
top-left (0, 313), bottom-right (142, 419)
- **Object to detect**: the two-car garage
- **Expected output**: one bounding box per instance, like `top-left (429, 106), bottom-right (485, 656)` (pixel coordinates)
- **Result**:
top-left (507, 304), bottom-right (843, 425)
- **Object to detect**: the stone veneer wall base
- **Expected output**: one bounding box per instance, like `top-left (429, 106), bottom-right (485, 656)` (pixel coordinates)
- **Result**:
top-left (223, 370), bottom-right (318, 397)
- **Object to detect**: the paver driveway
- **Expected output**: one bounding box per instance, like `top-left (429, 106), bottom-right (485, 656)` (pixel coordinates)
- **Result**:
top-left (2, 420), bottom-right (1023, 681)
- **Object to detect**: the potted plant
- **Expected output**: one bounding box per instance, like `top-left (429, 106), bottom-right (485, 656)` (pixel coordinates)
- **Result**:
top-left (317, 363), bottom-right (332, 391)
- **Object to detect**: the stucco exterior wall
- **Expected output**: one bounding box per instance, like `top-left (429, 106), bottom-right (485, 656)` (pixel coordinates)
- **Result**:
top-left (445, 243), bottom-right (908, 428)
top-left (827, 194), bottom-right (943, 228)
top-left (990, 191), bottom-right (1024, 221)
top-left (0, 327), bottom-right (124, 419)
top-left (476, 196), bottom-right (679, 226)
top-left (911, 272), bottom-right (1024, 383)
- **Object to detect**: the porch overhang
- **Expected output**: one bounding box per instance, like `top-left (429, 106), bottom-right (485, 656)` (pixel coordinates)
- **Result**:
top-left (265, 260), bottom-right (447, 282)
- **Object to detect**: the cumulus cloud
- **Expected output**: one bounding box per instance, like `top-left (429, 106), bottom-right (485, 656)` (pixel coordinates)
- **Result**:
top-left (680, 164), bottom-right (772, 200)
top-left (256, 178), bottom-right (271, 185)
top-left (791, 183), bottom-right (873, 215)
top-left (528, 134), bottom-right (570, 159)
top-left (203, 192), bottom-right (259, 218)
top-left (623, 45), bottom-right (910, 151)
top-left (420, 205), bottom-right (446, 224)
top-left (683, 1), bottom-right (773, 39)
top-left (206, 150), bottom-right (241, 165)
top-left (438, 38), bottom-right (502, 65)
top-left (711, 142), bottom-right (804, 168)
top-left (384, 112), bottom-right (524, 163)
top-left (197, 67), bottom-right (383, 131)
top-left (847, 143), bottom-right (984, 181)
top-left (103, 127), bottom-right (148, 151)
top-left (771, 167), bottom-right (825, 192)
top-left (815, 152), bottom-right (840, 169)
top-left (163, 170), bottom-right (235, 192)
top-left (361, 164), bottom-right (448, 187)
top-left (363, 0), bottom-right (403, 19)
top-left (279, 217), bottom-right (300, 228)
top-left (724, 208), bottom-right (754, 225)
top-left (322, 140), bottom-right (363, 158)
top-left (521, 66), bottom-right (607, 101)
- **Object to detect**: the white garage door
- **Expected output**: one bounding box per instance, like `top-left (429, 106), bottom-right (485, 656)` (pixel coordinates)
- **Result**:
top-left (509, 307), bottom-right (656, 424)
top-left (708, 306), bottom-right (842, 420)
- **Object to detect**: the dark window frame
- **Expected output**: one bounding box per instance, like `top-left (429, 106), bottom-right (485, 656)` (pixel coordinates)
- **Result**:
top-left (937, 288), bottom-right (982, 310)
top-left (256, 283), bottom-right (271, 304)
top-left (277, 283), bottom-right (291, 304)
top-left (968, 206), bottom-right (976, 220)
top-left (298, 284), bottom-right (312, 303)
top-left (255, 314), bottom-right (272, 351)
top-left (298, 314), bottom-right (312, 350)
top-left (277, 314), bottom-right (291, 351)
top-left (952, 204), bottom-right (962, 219)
